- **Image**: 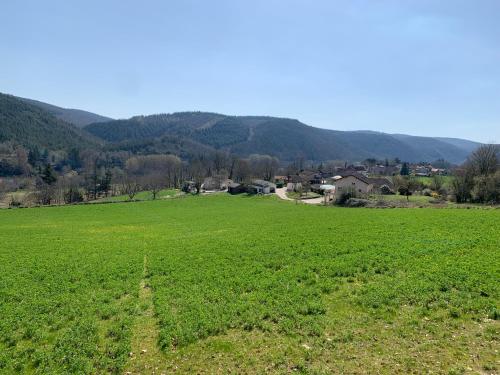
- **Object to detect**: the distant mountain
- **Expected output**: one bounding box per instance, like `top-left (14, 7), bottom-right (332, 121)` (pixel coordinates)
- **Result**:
top-left (85, 112), bottom-right (479, 164)
top-left (0, 92), bottom-right (480, 163)
top-left (433, 137), bottom-right (482, 154)
top-left (17, 96), bottom-right (112, 127)
top-left (0, 93), bottom-right (101, 151)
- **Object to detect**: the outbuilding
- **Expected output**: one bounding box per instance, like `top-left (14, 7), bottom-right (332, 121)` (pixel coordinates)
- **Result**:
top-left (249, 180), bottom-right (276, 194)
top-left (228, 183), bottom-right (246, 195)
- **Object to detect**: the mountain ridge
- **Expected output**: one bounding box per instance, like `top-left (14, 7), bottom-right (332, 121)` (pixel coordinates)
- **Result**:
top-left (85, 112), bottom-right (480, 163)
top-left (16, 96), bottom-right (113, 127)
top-left (0, 93), bottom-right (482, 163)
top-left (0, 93), bottom-right (102, 151)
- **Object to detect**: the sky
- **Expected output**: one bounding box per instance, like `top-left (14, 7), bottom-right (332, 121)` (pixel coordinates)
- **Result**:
top-left (1, 0), bottom-right (499, 143)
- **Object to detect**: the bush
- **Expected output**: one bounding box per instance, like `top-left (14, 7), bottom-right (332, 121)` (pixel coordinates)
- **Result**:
top-left (64, 188), bottom-right (84, 204)
top-left (9, 197), bottom-right (22, 208)
top-left (380, 185), bottom-right (394, 195)
top-left (336, 188), bottom-right (356, 205)
top-left (471, 173), bottom-right (500, 204)
top-left (422, 188), bottom-right (432, 196)
top-left (344, 198), bottom-right (369, 207)
top-left (398, 186), bottom-right (412, 196)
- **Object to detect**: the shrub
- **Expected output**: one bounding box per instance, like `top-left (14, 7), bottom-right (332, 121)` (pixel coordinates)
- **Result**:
top-left (64, 188), bottom-right (84, 204)
top-left (471, 173), bottom-right (500, 204)
top-left (398, 186), bottom-right (412, 196)
top-left (380, 185), bottom-right (394, 195)
top-left (344, 198), bottom-right (369, 207)
top-left (422, 188), bottom-right (432, 196)
top-left (336, 188), bottom-right (356, 205)
top-left (9, 197), bottom-right (22, 208)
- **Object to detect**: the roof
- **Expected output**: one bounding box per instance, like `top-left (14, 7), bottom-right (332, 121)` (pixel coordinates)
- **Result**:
top-left (228, 182), bottom-right (241, 188)
top-left (369, 177), bottom-right (394, 188)
top-left (320, 184), bottom-right (335, 191)
top-left (252, 179), bottom-right (276, 187)
top-left (337, 172), bottom-right (371, 184)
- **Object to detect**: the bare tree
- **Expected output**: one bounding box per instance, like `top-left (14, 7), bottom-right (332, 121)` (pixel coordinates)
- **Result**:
top-left (34, 178), bottom-right (56, 205)
top-left (120, 175), bottom-right (141, 200)
top-left (142, 173), bottom-right (165, 200)
top-left (188, 158), bottom-right (208, 194)
top-left (15, 146), bottom-right (31, 176)
top-left (126, 154), bottom-right (182, 198)
top-left (249, 154), bottom-right (279, 181)
top-left (233, 158), bottom-right (251, 183)
top-left (469, 144), bottom-right (498, 176)
top-left (451, 166), bottom-right (474, 203)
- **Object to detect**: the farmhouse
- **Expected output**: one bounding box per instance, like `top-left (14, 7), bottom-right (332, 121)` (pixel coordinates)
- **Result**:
top-left (332, 173), bottom-right (373, 194)
top-left (286, 175), bottom-right (303, 192)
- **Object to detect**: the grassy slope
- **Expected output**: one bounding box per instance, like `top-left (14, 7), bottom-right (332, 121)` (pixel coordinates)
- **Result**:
top-left (0, 196), bottom-right (498, 374)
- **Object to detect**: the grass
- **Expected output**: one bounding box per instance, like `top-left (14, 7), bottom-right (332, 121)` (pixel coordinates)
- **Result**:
top-left (369, 193), bottom-right (445, 206)
top-left (98, 188), bottom-right (179, 202)
top-left (286, 191), bottom-right (322, 200)
top-left (413, 175), bottom-right (453, 187)
top-left (0, 195), bottom-right (499, 373)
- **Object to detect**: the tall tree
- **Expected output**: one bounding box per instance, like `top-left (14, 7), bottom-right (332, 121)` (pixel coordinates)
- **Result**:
top-left (400, 162), bottom-right (410, 176)
top-left (469, 144), bottom-right (498, 176)
top-left (41, 164), bottom-right (57, 185)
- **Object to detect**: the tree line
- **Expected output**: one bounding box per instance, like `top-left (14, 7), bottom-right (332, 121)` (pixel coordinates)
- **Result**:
top-left (0, 143), bottom-right (280, 206)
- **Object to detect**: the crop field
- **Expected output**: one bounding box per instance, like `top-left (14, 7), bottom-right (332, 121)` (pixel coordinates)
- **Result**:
top-left (0, 195), bottom-right (499, 374)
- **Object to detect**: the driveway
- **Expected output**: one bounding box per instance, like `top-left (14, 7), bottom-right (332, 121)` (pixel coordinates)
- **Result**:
top-left (275, 188), bottom-right (327, 205)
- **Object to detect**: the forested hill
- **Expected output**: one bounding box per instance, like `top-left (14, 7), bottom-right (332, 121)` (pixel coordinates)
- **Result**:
top-left (17, 96), bottom-right (113, 127)
top-left (85, 112), bottom-right (479, 163)
top-left (0, 91), bottom-right (481, 163)
top-left (0, 93), bottom-right (101, 151)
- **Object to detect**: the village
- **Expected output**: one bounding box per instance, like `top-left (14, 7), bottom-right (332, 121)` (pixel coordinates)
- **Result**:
top-left (183, 161), bottom-right (453, 207)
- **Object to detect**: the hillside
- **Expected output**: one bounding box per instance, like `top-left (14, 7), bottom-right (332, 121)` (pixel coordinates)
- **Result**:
top-left (17, 96), bottom-right (112, 127)
top-left (0, 93), bottom-right (101, 151)
top-left (0, 91), bottom-right (480, 163)
top-left (434, 137), bottom-right (482, 154)
top-left (85, 112), bottom-right (477, 163)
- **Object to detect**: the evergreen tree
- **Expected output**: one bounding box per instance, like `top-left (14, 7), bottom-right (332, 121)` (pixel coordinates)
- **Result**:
top-left (28, 146), bottom-right (41, 166)
top-left (41, 164), bottom-right (57, 185)
top-left (100, 169), bottom-right (113, 196)
top-left (400, 162), bottom-right (410, 176)
top-left (67, 148), bottom-right (82, 170)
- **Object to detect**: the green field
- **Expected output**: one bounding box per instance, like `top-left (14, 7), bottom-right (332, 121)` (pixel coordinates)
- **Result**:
top-left (0, 196), bottom-right (499, 374)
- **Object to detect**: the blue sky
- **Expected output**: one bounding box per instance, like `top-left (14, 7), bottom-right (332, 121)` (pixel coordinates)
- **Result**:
top-left (1, 0), bottom-right (499, 143)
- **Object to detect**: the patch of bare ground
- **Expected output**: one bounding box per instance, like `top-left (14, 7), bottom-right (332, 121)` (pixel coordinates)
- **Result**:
top-left (125, 255), bottom-right (166, 375)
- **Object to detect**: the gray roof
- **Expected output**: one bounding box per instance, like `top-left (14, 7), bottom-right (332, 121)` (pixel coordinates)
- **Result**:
top-left (337, 172), bottom-right (371, 184)
top-left (252, 179), bottom-right (276, 187)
